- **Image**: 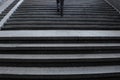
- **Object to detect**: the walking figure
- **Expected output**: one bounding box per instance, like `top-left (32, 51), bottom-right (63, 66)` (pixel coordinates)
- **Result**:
top-left (56, 0), bottom-right (64, 16)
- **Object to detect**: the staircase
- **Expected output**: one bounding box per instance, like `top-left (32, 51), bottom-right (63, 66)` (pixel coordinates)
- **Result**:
top-left (0, 0), bottom-right (19, 20)
top-left (2, 0), bottom-right (120, 30)
top-left (0, 0), bottom-right (120, 80)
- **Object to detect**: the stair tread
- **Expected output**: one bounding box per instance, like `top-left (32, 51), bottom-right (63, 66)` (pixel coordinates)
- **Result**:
top-left (6, 21), bottom-right (120, 25)
top-left (8, 18), bottom-right (120, 21)
top-left (0, 30), bottom-right (120, 37)
top-left (3, 25), bottom-right (120, 30)
top-left (2, 0), bottom-right (120, 30)
top-left (0, 53), bottom-right (120, 59)
top-left (0, 66), bottom-right (120, 75)
top-left (0, 43), bottom-right (120, 47)
top-left (10, 15), bottom-right (120, 18)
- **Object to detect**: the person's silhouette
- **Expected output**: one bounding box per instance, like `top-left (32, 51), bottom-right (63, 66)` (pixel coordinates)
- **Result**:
top-left (56, 0), bottom-right (64, 16)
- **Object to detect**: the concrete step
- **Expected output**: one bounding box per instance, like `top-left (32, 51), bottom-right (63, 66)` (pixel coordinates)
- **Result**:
top-left (11, 13), bottom-right (120, 16)
top-left (9, 17), bottom-right (120, 21)
top-left (14, 12), bottom-right (119, 16)
top-left (0, 30), bottom-right (119, 37)
top-left (2, 25), bottom-right (120, 30)
top-left (0, 66), bottom-right (120, 79)
top-left (5, 21), bottom-right (120, 25)
top-left (0, 53), bottom-right (120, 67)
top-left (0, 43), bottom-right (119, 54)
top-left (9, 14), bottom-right (120, 18)
top-left (0, 33), bottom-right (119, 43)
top-left (14, 10), bottom-right (118, 14)
top-left (17, 7), bottom-right (116, 11)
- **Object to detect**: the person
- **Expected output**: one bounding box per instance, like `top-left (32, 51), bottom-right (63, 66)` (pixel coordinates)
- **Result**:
top-left (56, 0), bottom-right (64, 16)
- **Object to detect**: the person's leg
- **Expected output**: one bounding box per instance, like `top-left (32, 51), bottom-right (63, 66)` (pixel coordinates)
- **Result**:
top-left (56, 0), bottom-right (60, 12)
top-left (60, 0), bottom-right (64, 16)
top-left (56, 0), bottom-right (64, 16)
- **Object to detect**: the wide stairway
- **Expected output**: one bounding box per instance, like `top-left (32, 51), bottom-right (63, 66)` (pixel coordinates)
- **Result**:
top-left (1, 0), bottom-right (120, 30)
top-left (0, 0), bottom-right (120, 80)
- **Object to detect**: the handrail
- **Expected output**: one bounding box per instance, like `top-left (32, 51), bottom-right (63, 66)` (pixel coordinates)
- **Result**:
top-left (0, 0), bottom-right (24, 29)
